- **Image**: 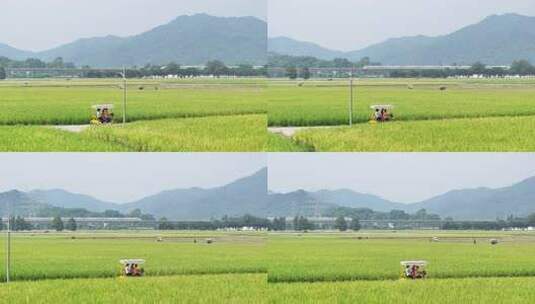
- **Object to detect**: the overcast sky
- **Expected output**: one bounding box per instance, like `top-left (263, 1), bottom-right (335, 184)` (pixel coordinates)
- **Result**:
top-left (269, 0), bottom-right (535, 51)
top-left (0, 153), bottom-right (265, 203)
top-left (0, 0), bottom-right (266, 51)
top-left (268, 153), bottom-right (535, 203)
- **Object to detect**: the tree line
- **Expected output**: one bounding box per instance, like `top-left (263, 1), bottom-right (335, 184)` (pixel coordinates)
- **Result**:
top-left (268, 53), bottom-right (380, 69)
top-left (387, 61), bottom-right (535, 78)
top-left (0, 56), bottom-right (266, 79)
top-left (3, 212), bottom-right (535, 232)
top-left (325, 207), bottom-right (441, 221)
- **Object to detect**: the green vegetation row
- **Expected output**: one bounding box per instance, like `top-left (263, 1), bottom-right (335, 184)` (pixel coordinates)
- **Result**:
top-left (0, 82), bottom-right (266, 125)
top-left (268, 79), bottom-right (535, 126)
top-left (0, 274), bottom-right (266, 304)
top-left (2, 274), bottom-right (535, 303)
top-left (266, 234), bottom-right (535, 283)
top-left (293, 115), bottom-right (535, 152)
top-left (0, 115), bottom-right (267, 152)
top-left (270, 277), bottom-right (535, 304)
top-left (0, 232), bottom-right (266, 282)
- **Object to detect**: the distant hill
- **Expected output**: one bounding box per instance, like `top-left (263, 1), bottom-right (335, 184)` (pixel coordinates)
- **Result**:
top-left (268, 37), bottom-right (345, 60)
top-left (409, 176), bottom-right (535, 220)
top-left (265, 190), bottom-right (337, 217)
top-left (0, 190), bottom-right (45, 216)
top-left (267, 176), bottom-right (535, 220)
top-left (123, 168), bottom-right (268, 220)
top-left (27, 189), bottom-right (119, 212)
top-left (0, 43), bottom-right (32, 60)
top-left (5, 173), bottom-right (535, 221)
top-left (269, 14), bottom-right (535, 65)
top-left (0, 14), bottom-right (267, 67)
top-left (310, 189), bottom-right (405, 211)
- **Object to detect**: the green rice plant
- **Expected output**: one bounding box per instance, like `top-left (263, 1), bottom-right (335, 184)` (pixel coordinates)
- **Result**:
top-left (269, 277), bottom-right (535, 304)
top-left (265, 133), bottom-right (312, 152)
top-left (266, 232), bottom-right (535, 283)
top-left (0, 274), bottom-right (267, 304)
top-left (0, 79), bottom-right (266, 125)
top-left (83, 115), bottom-right (267, 152)
top-left (0, 232), bottom-right (266, 282)
top-left (0, 126), bottom-right (127, 152)
top-left (292, 115), bottom-right (535, 152)
top-left (268, 78), bottom-right (535, 126)
top-left (0, 115), bottom-right (267, 152)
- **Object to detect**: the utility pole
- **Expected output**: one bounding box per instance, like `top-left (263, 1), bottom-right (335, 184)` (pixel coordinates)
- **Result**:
top-left (5, 211), bottom-right (11, 283)
top-left (122, 66), bottom-right (127, 126)
top-left (349, 72), bottom-right (354, 126)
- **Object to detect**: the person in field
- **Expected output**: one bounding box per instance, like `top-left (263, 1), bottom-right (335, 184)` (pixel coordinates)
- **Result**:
top-left (124, 263), bottom-right (132, 276)
top-left (405, 265), bottom-right (412, 278)
top-left (99, 108), bottom-right (113, 124)
top-left (382, 109), bottom-right (391, 121)
top-left (375, 109), bottom-right (382, 121)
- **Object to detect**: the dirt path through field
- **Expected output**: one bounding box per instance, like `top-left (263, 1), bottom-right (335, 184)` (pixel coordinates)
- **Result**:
top-left (268, 126), bottom-right (343, 137)
top-left (52, 125), bottom-right (91, 133)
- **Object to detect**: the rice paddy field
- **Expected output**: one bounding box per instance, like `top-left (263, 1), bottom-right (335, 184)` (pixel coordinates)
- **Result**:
top-left (2, 230), bottom-right (535, 303)
top-left (0, 231), bottom-right (266, 281)
top-left (0, 78), bottom-right (267, 152)
top-left (1, 274), bottom-right (267, 304)
top-left (267, 78), bottom-right (535, 152)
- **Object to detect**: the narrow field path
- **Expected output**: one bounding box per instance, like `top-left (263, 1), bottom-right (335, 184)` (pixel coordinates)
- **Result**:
top-left (52, 125), bottom-right (91, 133)
top-left (268, 126), bottom-right (343, 137)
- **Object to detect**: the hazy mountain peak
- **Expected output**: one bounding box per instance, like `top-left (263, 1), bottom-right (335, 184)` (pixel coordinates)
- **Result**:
top-left (1, 14), bottom-right (267, 67)
top-left (269, 13), bottom-right (535, 65)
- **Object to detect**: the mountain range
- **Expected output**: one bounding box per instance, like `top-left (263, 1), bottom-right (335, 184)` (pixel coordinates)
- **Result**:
top-left (0, 168), bottom-right (268, 220)
top-left (269, 176), bottom-right (535, 220)
top-left (268, 13), bottom-right (535, 65)
top-left (2, 172), bottom-right (534, 221)
top-left (0, 14), bottom-right (267, 67)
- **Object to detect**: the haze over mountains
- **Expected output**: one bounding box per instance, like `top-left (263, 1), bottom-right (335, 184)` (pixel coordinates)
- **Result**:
top-left (269, 13), bottom-right (535, 65)
top-left (0, 168), bottom-right (268, 221)
top-left (0, 14), bottom-right (267, 67)
top-left (268, 176), bottom-right (535, 220)
top-left (2, 171), bottom-right (535, 221)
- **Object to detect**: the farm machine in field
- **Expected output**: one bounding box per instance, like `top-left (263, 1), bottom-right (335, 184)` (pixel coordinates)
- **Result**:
top-left (401, 261), bottom-right (428, 280)
top-left (90, 104), bottom-right (115, 125)
top-left (120, 259), bottom-right (145, 277)
top-left (370, 105), bottom-right (395, 123)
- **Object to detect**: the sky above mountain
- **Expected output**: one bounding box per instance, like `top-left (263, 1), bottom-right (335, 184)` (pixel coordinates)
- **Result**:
top-left (269, 0), bottom-right (535, 51)
top-left (0, 153), bottom-right (266, 203)
top-left (0, 0), bottom-right (266, 51)
top-left (268, 153), bottom-right (535, 203)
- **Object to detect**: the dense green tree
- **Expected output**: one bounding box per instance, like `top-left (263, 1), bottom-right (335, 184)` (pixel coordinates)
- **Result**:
top-left (103, 210), bottom-right (123, 218)
top-left (272, 217), bottom-right (287, 231)
top-left (301, 67), bottom-right (311, 80)
top-left (128, 209), bottom-right (143, 218)
top-left (48, 57), bottom-right (65, 69)
top-left (334, 216), bottom-right (348, 231)
top-left (164, 62), bottom-right (181, 75)
top-left (204, 60), bottom-right (228, 77)
top-left (510, 60), bottom-right (535, 75)
top-left (65, 218), bottom-right (77, 231)
top-left (52, 216), bottom-right (64, 231)
top-left (286, 66), bottom-right (298, 79)
top-left (350, 217), bottom-right (361, 231)
top-left (470, 62), bottom-right (487, 74)
top-left (14, 216), bottom-right (32, 231)
top-left (528, 213), bottom-right (535, 226)
top-left (0, 66), bottom-right (6, 80)
top-left (158, 217), bottom-right (174, 230)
